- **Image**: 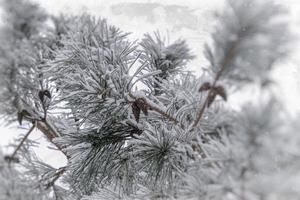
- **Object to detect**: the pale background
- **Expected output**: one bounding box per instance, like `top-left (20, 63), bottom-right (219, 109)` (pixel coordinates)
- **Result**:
top-left (0, 0), bottom-right (300, 168)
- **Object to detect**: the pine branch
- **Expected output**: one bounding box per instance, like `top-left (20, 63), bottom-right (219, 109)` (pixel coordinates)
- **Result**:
top-left (128, 92), bottom-right (184, 128)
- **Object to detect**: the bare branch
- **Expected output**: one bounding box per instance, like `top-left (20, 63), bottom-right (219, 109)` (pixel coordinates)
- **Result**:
top-left (9, 123), bottom-right (36, 161)
top-left (192, 36), bottom-right (240, 128)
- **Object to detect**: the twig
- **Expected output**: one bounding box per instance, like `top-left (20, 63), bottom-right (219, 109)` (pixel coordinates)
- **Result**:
top-left (192, 37), bottom-right (240, 128)
top-left (45, 166), bottom-right (66, 189)
top-left (17, 96), bottom-right (67, 157)
top-left (36, 120), bottom-right (68, 157)
top-left (9, 123), bottom-right (36, 161)
top-left (41, 100), bottom-right (48, 120)
top-left (188, 36), bottom-right (241, 159)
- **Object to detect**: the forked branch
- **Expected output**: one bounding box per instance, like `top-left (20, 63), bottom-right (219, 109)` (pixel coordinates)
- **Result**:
top-left (192, 37), bottom-right (240, 128)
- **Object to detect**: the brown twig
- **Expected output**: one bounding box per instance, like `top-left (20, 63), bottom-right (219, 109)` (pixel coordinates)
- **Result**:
top-left (188, 36), bottom-right (241, 159)
top-left (16, 93), bottom-right (67, 158)
top-left (192, 37), bottom-right (240, 128)
top-left (9, 123), bottom-right (36, 161)
top-left (36, 120), bottom-right (67, 156)
top-left (18, 107), bottom-right (68, 157)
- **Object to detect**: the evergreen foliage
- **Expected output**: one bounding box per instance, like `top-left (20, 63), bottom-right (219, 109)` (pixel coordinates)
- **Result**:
top-left (0, 0), bottom-right (299, 199)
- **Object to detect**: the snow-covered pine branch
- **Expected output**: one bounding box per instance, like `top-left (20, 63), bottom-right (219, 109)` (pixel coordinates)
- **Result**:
top-left (0, 0), bottom-right (299, 199)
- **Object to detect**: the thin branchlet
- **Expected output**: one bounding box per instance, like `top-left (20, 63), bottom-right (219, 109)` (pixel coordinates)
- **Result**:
top-left (192, 35), bottom-right (241, 128)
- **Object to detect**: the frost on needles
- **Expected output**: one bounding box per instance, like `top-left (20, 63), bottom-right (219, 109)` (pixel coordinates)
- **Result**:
top-left (0, 0), bottom-right (299, 200)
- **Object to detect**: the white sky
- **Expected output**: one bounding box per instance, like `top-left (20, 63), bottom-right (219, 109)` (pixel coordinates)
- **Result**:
top-left (0, 0), bottom-right (300, 168)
